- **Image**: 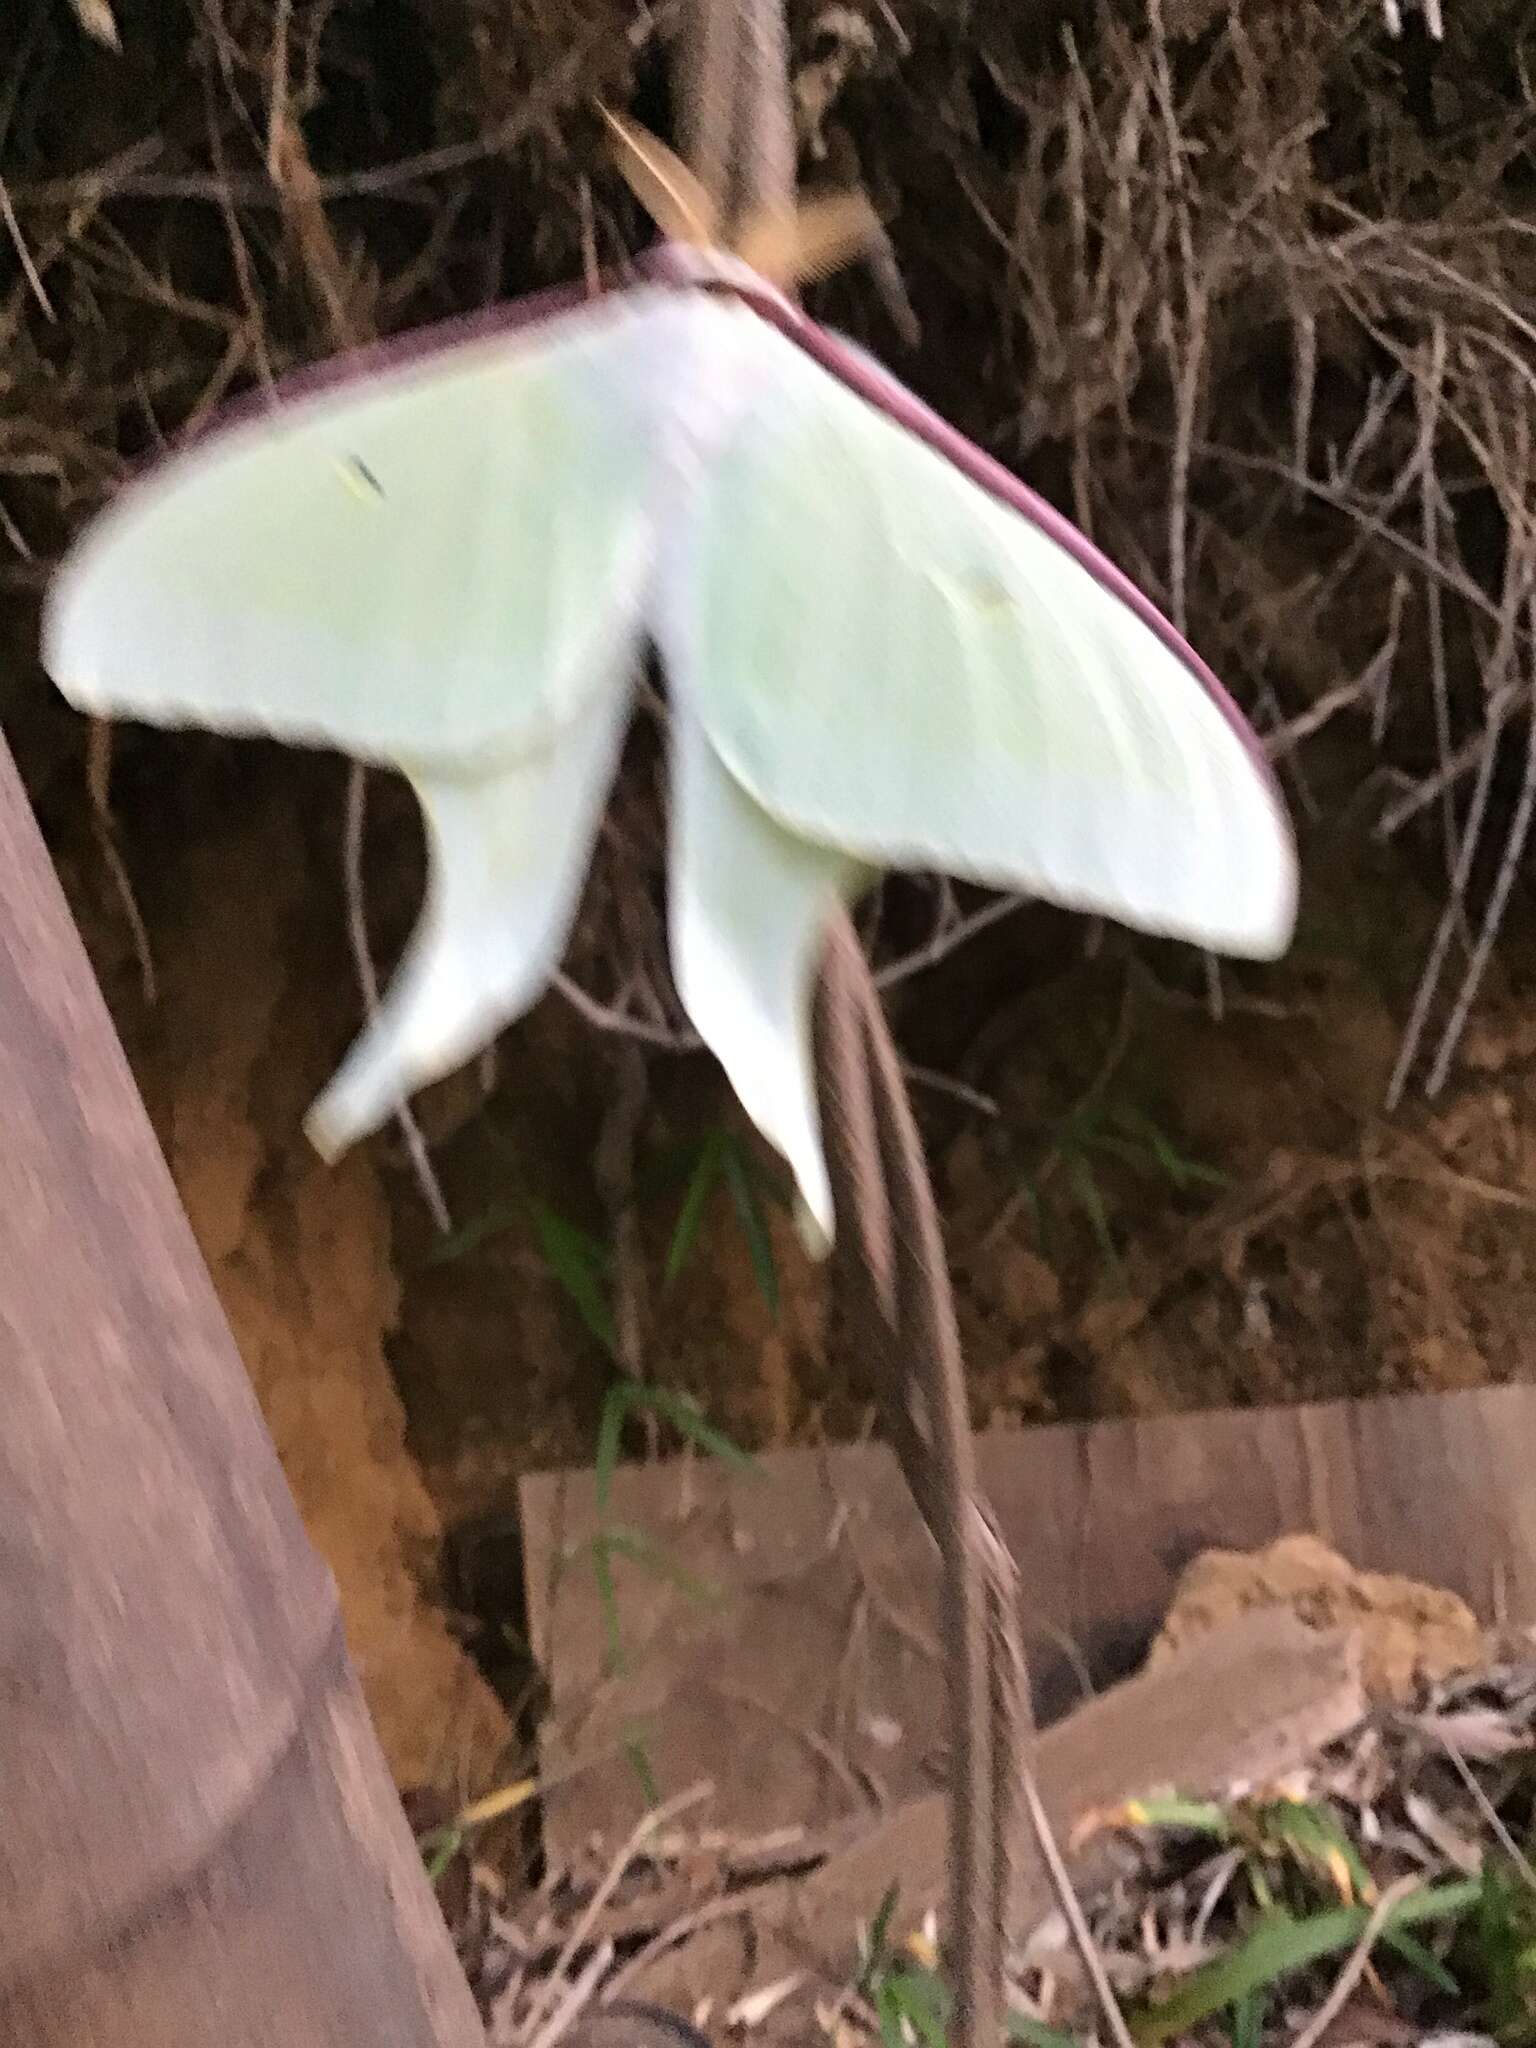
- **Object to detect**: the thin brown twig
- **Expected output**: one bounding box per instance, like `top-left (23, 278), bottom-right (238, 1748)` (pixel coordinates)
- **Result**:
top-left (1427, 674), bottom-right (1536, 1097)
top-left (519, 1781), bottom-right (714, 2038)
top-left (1384, 698), bottom-right (1503, 1112)
top-left (552, 970), bottom-right (701, 1051)
top-left (1434, 1730), bottom-right (1536, 1891)
top-left (84, 720), bottom-right (156, 1006)
top-left (900, 1063), bottom-right (1000, 1120)
top-left (1376, 683), bottom-right (1525, 839)
top-left (15, 32), bottom-right (627, 208)
top-left (1416, 322), bottom-right (1457, 879)
top-left (0, 175), bottom-right (55, 320)
top-left (598, 1885), bottom-right (780, 2009)
top-left (1018, 1765), bottom-right (1136, 2048)
top-left (522, 1937), bottom-right (614, 2048)
top-left (873, 892), bottom-right (1025, 990)
top-left (1289, 1873), bottom-right (1423, 2048)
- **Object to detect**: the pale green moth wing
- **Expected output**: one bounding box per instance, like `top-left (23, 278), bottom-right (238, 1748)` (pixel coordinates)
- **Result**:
top-left (670, 305), bottom-right (1297, 962)
top-left (306, 687), bottom-right (633, 1158)
top-left (42, 288), bottom-right (668, 769)
top-left (40, 289), bottom-right (671, 1160)
top-left (667, 699), bottom-right (868, 1251)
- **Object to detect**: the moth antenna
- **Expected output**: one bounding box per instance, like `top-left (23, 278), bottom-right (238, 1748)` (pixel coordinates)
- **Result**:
top-left (600, 107), bottom-right (720, 248)
top-left (735, 191), bottom-right (882, 289)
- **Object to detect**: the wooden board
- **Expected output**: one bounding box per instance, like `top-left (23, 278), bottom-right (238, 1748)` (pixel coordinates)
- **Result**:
top-left (522, 1382), bottom-right (1536, 1857)
top-left (0, 730), bottom-right (483, 2044)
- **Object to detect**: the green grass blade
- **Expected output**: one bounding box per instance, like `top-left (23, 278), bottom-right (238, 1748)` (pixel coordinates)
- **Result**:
top-left (1255, 1796), bottom-right (1372, 1900)
top-left (421, 1825), bottom-right (465, 1884)
top-left (626, 1382), bottom-right (756, 1474)
top-left (596, 1524), bottom-right (721, 1608)
top-left (860, 1884), bottom-right (901, 1985)
top-left (426, 1200), bottom-right (526, 1264)
top-left (1068, 1155), bottom-right (1123, 1277)
top-left (876, 1966), bottom-right (949, 2048)
top-left (594, 1377), bottom-right (630, 1516)
top-left (1120, 1795), bottom-right (1232, 1835)
top-left (529, 1200), bottom-right (615, 1354)
top-left (1382, 1924), bottom-right (1459, 1996)
top-left (624, 1731), bottom-right (660, 1808)
top-left (1228, 1985), bottom-right (1265, 2048)
top-left (1006, 2016), bottom-right (1085, 2048)
top-left (1129, 1880), bottom-right (1482, 2044)
top-left (721, 1140), bottom-right (780, 1315)
top-left (594, 1380), bottom-right (755, 1516)
top-left (663, 1132), bottom-right (725, 1290)
top-left (1110, 1104), bottom-right (1229, 1190)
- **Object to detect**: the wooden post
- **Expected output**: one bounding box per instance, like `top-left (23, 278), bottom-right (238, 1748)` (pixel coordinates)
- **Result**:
top-left (0, 729), bottom-right (483, 2045)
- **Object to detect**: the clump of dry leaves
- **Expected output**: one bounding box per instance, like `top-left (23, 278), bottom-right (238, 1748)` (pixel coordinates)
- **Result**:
top-left (408, 1633), bottom-right (1536, 2046)
top-left (1018, 1651), bottom-right (1536, 2047)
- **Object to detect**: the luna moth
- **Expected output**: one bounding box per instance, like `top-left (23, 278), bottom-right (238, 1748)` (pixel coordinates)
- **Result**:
top-left (40, 122), bottom-right (1296, 1251)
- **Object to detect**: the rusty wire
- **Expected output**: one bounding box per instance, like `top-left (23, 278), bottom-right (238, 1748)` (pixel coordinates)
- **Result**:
top-left (672, 7), bottom-right (1030, 2041)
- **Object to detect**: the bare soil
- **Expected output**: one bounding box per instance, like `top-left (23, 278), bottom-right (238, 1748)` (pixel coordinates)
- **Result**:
top-left (31, 721), bottom-right (1536, 1633)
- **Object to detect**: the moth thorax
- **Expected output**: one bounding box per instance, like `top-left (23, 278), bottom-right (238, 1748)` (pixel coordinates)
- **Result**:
top-left (622, 290), bottom-right (748, 457)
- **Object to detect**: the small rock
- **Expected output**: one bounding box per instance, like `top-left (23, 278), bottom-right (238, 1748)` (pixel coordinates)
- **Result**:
top-left (1149, 1533), bottom-right (1487, 1704)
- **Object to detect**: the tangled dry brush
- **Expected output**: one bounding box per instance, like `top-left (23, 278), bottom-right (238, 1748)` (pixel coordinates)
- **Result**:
top-left (3, 0), bottom-right (1534, 1092)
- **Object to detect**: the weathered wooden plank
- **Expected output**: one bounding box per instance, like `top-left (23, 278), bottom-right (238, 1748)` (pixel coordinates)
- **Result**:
top-left (523, 1381), bottom-right (1536, 1856)
top-left (0, 732), bottom-right (481, 2044)
top-left (627, 1612), bottom-right (1365, 2025)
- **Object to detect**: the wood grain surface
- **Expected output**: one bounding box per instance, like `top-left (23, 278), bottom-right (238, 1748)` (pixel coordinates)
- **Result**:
top-left (0, 731), bottom-right (482, 2045)
top-left (524, 1380), bottom-right (1536, 1858)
